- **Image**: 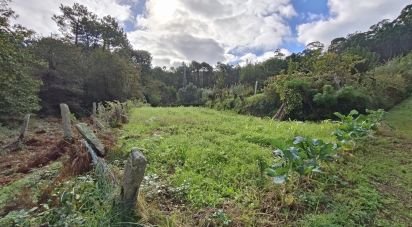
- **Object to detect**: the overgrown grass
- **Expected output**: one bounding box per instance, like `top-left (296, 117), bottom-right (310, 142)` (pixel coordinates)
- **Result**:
top-left (296, 98), bottom-right (412, 226)
top-left (3, 101), bottom-right (408, 226)
top-left (385, 97), bottom-right (412, 139)
top-left (118, 107), bottom-right (335, 207)
top-left (117, 105), bottom-right (411, 226)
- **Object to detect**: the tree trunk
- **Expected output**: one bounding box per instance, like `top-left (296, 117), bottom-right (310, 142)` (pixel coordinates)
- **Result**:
top-left (273, 103), bottom-right (287, 121)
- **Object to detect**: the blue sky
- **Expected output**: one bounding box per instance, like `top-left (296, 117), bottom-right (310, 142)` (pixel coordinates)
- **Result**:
top-left (10, 0), bottom-right (411, 66)
top-left (285, 0), bottom-right (330, 52)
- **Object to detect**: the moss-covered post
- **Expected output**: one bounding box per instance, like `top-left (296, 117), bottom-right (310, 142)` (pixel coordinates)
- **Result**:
top-left (60, 103), bottom-right (73, 141)
top-left (120, 148), bottom-right (147, 210)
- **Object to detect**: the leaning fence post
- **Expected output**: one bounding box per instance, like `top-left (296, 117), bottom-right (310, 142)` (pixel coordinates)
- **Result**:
top-left (92, 102), bottom-right (97, 116)
top-left (60, 103), bottom-right (73, 141)
top-left (120, 148), bottom-right (147, 210)
top-left (18, 114), bottom-right (31, 141)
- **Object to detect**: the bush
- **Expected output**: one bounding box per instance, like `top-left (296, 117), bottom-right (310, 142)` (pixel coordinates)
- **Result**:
top-left (314, 85), bottom-right (370, 118)
top-left (177, 83), bottom-right (203, 106)
top-left (335, 86), bottom-right (370, 114)
top-left (144, 80), bottom-right (177, 106)
top-left (239, 94), bottom-right (278, 117)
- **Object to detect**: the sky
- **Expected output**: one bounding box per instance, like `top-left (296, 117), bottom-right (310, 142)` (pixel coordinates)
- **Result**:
top-left (9, 0), bottom-right (411, 67)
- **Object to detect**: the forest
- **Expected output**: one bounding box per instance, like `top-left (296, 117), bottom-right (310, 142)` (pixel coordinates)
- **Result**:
top-left (0, 0), bottom-right (412, 226)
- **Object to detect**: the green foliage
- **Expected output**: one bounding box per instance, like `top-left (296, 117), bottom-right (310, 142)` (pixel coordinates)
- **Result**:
top-left (274, 75), bottom-right (313, 118)
top-left (144, 80), bottom-right (177, 106)
top-left (84, 49), bottom-right (141, 103)
top-left (239, 63), bottom-right (265, 85)
top-left (33, 38), bottom-right (86, 115)
top-left (96, 100), bottom-right (131, 128)
top-left (330, 4), bottom-right (412, 62)
top-left (33, 38), bottom-right (142, 116)
top-left (333, 109), bottom-right (384, 143)
top-left (268, 109), bottom-right (384, 184)
top-left (240, 93), bottom-right (278, 117)
top-left (267, 137), bottom-right (338, 183)
top-left (313, 85), bottom-right (371, 118)
top-left (0, 3), bottom-right (41, 121)
top-left (177, 83), bottom-right (203, 106)
top-left (52, 3), bottom-right (128, 50)
top-left (313, 85), bottom-right (337, 107)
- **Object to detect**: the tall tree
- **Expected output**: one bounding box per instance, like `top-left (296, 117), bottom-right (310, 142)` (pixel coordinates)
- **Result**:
top-left (52, 3), bottom-right (92, 45)
top-left (0, 0), bottom-right (41, 120)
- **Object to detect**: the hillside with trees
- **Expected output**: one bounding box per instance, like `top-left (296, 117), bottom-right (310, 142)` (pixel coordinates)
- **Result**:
top-left (0, 0), bottom-right (411, 226)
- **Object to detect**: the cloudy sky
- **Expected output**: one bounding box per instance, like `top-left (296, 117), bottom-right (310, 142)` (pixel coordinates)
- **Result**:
top-left (9, 0), bottom-right (410, 66)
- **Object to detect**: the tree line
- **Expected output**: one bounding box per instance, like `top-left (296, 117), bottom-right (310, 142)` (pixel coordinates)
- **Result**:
top-left (1, 0), bottom-right (412, 122)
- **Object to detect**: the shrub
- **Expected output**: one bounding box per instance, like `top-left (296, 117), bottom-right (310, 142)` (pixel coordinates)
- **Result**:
top-left (335, 86), bottom-right (370, 114)
top-left (177, 83), bottom-right (203, 106)
top-left (313, 85), bottom-right (371, 118)
top-left (239, 94), bottom-right (278, 117)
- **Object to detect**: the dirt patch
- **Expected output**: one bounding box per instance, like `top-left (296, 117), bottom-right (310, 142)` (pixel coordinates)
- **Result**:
top-left (0, 117), bottom-right (108, 187)
top-left (0, 119), bottom-right (65, 186)
top-left (16, 140), bottom-right (72, 174)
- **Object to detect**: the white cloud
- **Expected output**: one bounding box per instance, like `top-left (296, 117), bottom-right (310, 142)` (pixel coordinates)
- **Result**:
top-left (236, 49), bottom-right (291, 66)
top-left (10, 0), bottom-right (132, 36)
top-left (297, 0), bottom-right (410, 46)
top-left (128, 0), bottom-right (296, 66)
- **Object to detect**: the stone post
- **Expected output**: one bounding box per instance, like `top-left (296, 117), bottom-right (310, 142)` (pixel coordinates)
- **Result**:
top-left (60, 103), bottom-right (73, 141)
top-left (92, 102), bottom-right (97, 116)
top-left (18, 114), bottom-right (31, 141)
top-left (120, 149), bottom-right (147, 210)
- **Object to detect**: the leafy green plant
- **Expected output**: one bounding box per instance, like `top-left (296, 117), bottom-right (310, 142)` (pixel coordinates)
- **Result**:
top-left (268, 109), bottom-right (384, 184)
top-left (267, 136), bottom-right (338, 184)
top-left (333, 109), bottom-right (384, 146)
top-left (211, 209), bottom-right (232, 226)
top-left (96, 100), bottom-right (131, 128)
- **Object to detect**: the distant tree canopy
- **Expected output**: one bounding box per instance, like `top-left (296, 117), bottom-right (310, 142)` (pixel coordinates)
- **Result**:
top-left (52, 3), bottom-right (129, 50)
top-left (31, 3), bottom-right (143, 116)
top-left (329, 5), bottom-right (412, 61)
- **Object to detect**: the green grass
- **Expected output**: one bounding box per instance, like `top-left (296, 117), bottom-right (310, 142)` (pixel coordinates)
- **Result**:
top-left (115, 102), bottom-right (411, 226)
top-left (118, 107), bottom-right (335, 208)
top-left (297, 98), bottom-right (412, 226)
top-left (385, 97), bottom-right (412, 139)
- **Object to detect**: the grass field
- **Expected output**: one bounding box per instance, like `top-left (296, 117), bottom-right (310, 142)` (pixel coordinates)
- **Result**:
top-left (117, 103), bottom-right (412, 226)
top-left (118, 107), bottom-right (336, 225)
top-left (1, 100), bottom-right (410, 226)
